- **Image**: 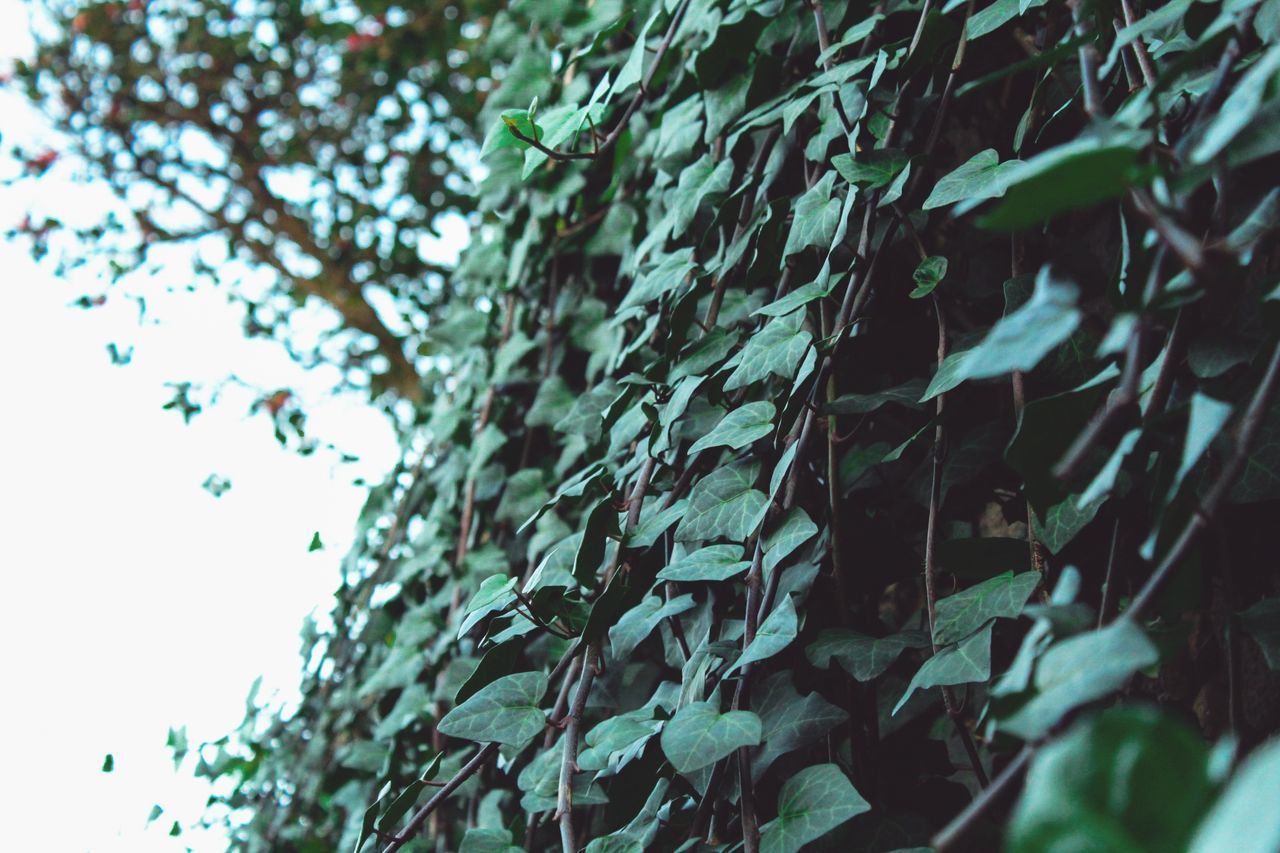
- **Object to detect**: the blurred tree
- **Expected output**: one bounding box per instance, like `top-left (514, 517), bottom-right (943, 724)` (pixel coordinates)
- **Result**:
top-left (9, 0), bottom-right (502, 400)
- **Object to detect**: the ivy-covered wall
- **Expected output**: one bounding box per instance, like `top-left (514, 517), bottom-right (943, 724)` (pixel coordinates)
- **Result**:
top-left (196, 1), bottom-right (1280, 851)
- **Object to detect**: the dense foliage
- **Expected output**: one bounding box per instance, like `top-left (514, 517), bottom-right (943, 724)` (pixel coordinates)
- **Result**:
top-left (19, 0), bottom-right (1280, 851)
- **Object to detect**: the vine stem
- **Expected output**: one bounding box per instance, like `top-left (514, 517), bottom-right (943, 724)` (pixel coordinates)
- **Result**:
top-left (926, 295), bottom-right (989, 789)
top-left (380, 743), bottom-right (499, 853)
top-left (557, 454), bottom-right (656, 851)
top-left (556, 643), bottom-right (599, 852)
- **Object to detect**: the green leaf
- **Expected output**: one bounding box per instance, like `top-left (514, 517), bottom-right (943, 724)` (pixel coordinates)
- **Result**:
top-left (689, 401), bottom-right (776, 455)
top-left (1192, 45), bottom-right (1280, 164)
top-left (1001, 620), bottom-right (1159, 740)
top-left (1009, 707), bottom-right (1216, 853)
top-left (723, 310), bottom-right (812, 392)
top-left (753, 672), bottom-right (847, 778)
top-left (609, 594), bottom-right (696, 660)
top-left (657, 544), bottom-right (750, 582)
top-left (807, 628), bottom-right (931, 681)
top-left (458, 575), bottom-right (518, 639)
top-left (308, 531), bottom-right (324, 552)
top-left (827, 378), bottom-right (928, 415)
top-left (495, 469), bottom-right (549, 526)
top-left (437, 672), bottom-right (549, 748)
top-left (1032, 491), bottom-right (1106, 554)
top-left (759, 763), bottom-right (871, 853)
top-left (460, 827), bottom-right (523, 853)
top-left (669, 155), bottom-right (735, 236)
top-left (909, 255), bottom-right (947, 298)
top-left (574, 497), bottom-right (621, 586)
top-left (762, 507), bottom-right (818, 575)
top-left (102, 753), bottom-right (113, 772)
top-left (783, 172), bottom-right (844, 257)
top-left (674, 460), bottom-right (768, 543)
top-left (923, 148), bottom-right (1025, 209)
top-left (628, 498), bottom-right (689, 549)
top-left (893, 622), bottom-right (993, 714)
top-left (980, 137), bottom-right (1146, 230)
top-left (922, 267), bottom-right (1082, 400)
top-left (729, 594), bottom-right (799, 674)
top-left (831, 149), bottom-right (908, 188)
top-left (1230, 401), bottom-right (1280, 503)
top-left (1238, 597), bottom-right (1280, 670)
top-left (660, 700), bottom-right (762, 773)
top-left (612, 8), bottom-right (658, 95)
top-left (933, 571), bottom-right (1040, 647)
top-left (1189, 736), bottom-right (1280, 853)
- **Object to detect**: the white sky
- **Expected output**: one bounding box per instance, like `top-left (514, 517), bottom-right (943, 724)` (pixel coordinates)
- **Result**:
top-left (0, 2), bottom-right (419, 848)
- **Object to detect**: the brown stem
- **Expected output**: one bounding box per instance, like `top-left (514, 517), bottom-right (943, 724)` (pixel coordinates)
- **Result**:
top-left (1117, 0), bottom-right (1157, 89)
top-left (556, 644), bottom-right (599, 852)
top-left (380, 743), bottom-right (499, 853)
top-left (926, 296), bottom-right (990, 789)
top-left (931, 746), bottom-right (1034, 852)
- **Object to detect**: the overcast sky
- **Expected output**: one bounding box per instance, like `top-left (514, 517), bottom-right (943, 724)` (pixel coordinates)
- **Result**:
top-left (0, 3), bottom-right (412, 848)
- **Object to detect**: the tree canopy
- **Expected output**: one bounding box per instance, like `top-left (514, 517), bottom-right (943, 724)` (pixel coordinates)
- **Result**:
top-left (13, 1), bottom-right (1280, 851)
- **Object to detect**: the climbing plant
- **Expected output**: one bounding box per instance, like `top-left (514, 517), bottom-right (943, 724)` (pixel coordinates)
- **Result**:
top-left (31, 0), bottom-right (1280, 850)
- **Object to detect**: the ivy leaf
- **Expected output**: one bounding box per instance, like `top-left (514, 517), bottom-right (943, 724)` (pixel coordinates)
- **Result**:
top-left (1032, 491), bottom-right (1106, 554)
top-left (628, 498), bottom-right (689, 549)
top-left (827, 378), bottom-right (928, 415)
top-left (1188, 736), bottom-right (1280, 853)
top-left (753, 672), bottom-right (846, 779)
top-left (728, 594), bottom-right (799, 674)
top-left (979, 137), bottom-right (1146, 230)
top-left (831, 149), bottom-right (907, 188)
top-left (669, 155), bottom-right (735, 236)
top-left (689, 401), bottom-right (776, 455)
top-left (909, 255), bottom-right (947, 298)
top-left (574, 497), bottom-right (621, 586)
top-left (1191, 45), bottom-right (1280, 164)
top-left (1230, 402), bottom-right (1280, 503)
top-left (674, 460), bottom-right (767, 543)
top-left (893, 622), bottom-right (993, 715)
top-left (758, 763), bottom-right (871, 853)
top-left (807, 628), bottom-right (931, 681)
top-left (783, 172), bottom-right (843, 257)
top-left (660, 700), bottom-right (762, 773)
top-left (657, 544), bottom-right (750, 582)
top-left (922, 267), bottom-right (1082, 400)
top-left (933, 571), bottom-right (1040, 647)
top-left (762, 507), bottom-right (818, 575)
top-left (1237, 597), bottom-right (1280, 670)
top-left (723, 310), bottom-right (812, 392)
top-left (1001, 620), bottom-right (1159, 740)
top-left (611, 8), bottom-right (658, 95)
top-left (1009, 708), bottom-right (1216, 853)
top-left (460, 827), bottom-right (523, 853)
top-left (609, 594), bottom-right (696, 660)
top-left (923, 149), bottom-right (1024, 209)
top-left (437, 672), bottom-right (549, 748)
top-left (458, 575), bottom-right (518, 639)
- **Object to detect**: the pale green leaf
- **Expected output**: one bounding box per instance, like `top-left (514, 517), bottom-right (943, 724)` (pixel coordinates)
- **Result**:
top-left (437, 672), bottom-right (549, 748)
top-left (759, 764), bottom-right (871, 853)
top-left (660, 701), bottom-right (762, 773)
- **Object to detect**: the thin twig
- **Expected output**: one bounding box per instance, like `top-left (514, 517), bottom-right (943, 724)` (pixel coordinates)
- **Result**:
top-left (556, 643), bottom-right (599, 852)
top-left (931, 746), bottom-right (1034, 852)
top-left (380, 743), bottom-right (499, 853)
